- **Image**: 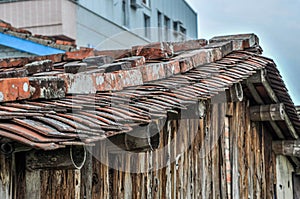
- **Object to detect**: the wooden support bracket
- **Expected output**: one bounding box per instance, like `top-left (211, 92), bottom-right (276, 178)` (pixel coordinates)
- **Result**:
top-left (226, 82), bottom-right (244, 102)
top-left (246, 69), bottom-right (298, 139)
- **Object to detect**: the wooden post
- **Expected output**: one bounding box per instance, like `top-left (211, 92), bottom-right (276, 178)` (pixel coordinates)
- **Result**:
top-left (26, 146), bottom-right (86, 170)
top-left (272, 140), bottom-right (300, 157)
top-left (250, 103), bottom-right (285, 121)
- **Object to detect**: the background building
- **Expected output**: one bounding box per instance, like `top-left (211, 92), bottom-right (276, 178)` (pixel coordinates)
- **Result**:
top-left (0, 0), bottom-right (198, 49)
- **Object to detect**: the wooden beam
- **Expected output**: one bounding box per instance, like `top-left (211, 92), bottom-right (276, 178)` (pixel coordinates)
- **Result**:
top-left (269, 122), bottom-right (285, 139)
top-left (272, 140), bottom-right (300, 157)
top-left (247, 69), bottom-right (265, 84)
top-left (26, 146), bottom-right (86, 170)
top-left (250, 103), bottom-right (285, 121)
top-left (246, 81), bottom-right (263, 104)
top-left (282, 110), bottom-right (298, 139)
top-left (246, 80), bottom-right (285, 139)
top-left (107, 121), bottom-right (161, 153)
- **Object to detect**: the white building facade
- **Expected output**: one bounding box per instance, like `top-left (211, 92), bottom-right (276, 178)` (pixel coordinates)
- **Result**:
top-left (0, 0), bottom-right (198, 49)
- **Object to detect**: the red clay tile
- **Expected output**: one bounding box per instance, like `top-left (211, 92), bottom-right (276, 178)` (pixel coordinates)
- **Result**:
top-left (116, 56), bottom-right (146, 68)
top-left (83, 55), bottom-right (114, 66)
top-left (0, 57), bottom-right (30, 68)
top-left (95, 49), bottom-right (131, 59)
top-left (132, 42), bottom-right (173, 60)
top-left (63, 62), bottom-right (87, 74)
top-left (0, 68), bottom-right (28, 78)
top-left (0, 20), bottom-right (11, 28)
top-left (63, 48), bottom-right (95, 61)
top-left (209, 33), bottom-right (259, 50)
top-left (163, 60), bottom-right (181, 77)
top-left (139, 63), bottom-right (166, 82)
top-left (172, 39), bottom-right (207, 52)
top-left (0, 78), bottom-right (30, 102)
top-left (56, 39), bottom-right (74, 46)
top-left (204, 41), bottom-right (233, 57)
top-left (99, 62), bottom-right (132, 73)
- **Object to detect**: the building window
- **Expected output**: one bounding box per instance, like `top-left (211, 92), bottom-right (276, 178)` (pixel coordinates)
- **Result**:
top-left (179, 26), bottom-right (187, 41)
top-left (164, 16), bottom-right (170, 41)
top-left (173, 21), bottom-right (179, 32)
top-left (144, 14), bottom-right (150, 38)
top-left (122, 0), bottom-right (129, 27)
top-left (157, 11), bottom-right (162, 41)
top-left (142, 0), bottom-right (150, 7)
top-left (180, 26), bottom-right (186, 35)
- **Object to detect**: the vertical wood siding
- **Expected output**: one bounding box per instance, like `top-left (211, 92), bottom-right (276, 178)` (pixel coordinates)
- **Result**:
top-left (1, 100), bottom-right (279, 198)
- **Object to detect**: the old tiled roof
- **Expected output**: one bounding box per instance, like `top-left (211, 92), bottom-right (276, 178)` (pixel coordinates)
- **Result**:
top-left (0, 20), bottom-right (76, 52)
top-left (0, 33), bottom-right (299, 150)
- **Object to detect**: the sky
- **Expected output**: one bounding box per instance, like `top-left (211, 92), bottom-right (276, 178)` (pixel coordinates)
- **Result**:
top-left (186, 0), bottom-right (300, 105)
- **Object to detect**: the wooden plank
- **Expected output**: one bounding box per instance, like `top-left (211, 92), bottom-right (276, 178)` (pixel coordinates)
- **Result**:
top-left (0, 153), bottom-right (12, 199)
top-left (261, 122), bottom-right (267, 199)
top-left (146, 151), bottom-right (153, 199)
top-left (171, 120), bottom-right (177, 199)
top-left (275, 155), bottom-right (294, 199)
top-left (165, 120), bottom-right (172, 199)
top-left (74, 170), bottom-right (81, 199)
top-left (124, 155), bottom-right (132, 199)
top-left (293, 173), bottom-right (300, 199)
top-left (224, 116), bottom-right (231, 199)
top-left (212, 104), bottom-right (221, 198)
top-left (231, 102), bottom-right (240, 199)
top-left (25, 170), bottom-right (41, 199)
top-left (80, 149), bottom-right (92, 199)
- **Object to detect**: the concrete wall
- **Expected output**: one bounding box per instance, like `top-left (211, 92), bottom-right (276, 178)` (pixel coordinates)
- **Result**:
top-left (78, 0), bottom-right (198, 41)
top-left (0, 44), bottom-right (33, 58)
top-left (76, 4), bottom-right (149, 49)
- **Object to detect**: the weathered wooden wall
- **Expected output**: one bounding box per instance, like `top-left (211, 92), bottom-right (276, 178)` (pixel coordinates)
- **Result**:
top-left (87, 101), bottom-right (277, 199)
top-left (0, 100), bottom-right (280, 198)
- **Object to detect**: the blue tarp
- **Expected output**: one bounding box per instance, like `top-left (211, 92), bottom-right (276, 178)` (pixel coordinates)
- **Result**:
top-left (0, 33), bottom-right (65, 56)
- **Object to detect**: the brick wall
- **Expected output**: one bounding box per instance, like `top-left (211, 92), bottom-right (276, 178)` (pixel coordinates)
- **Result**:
top-left (0, 45), bottom-right (33, 58)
